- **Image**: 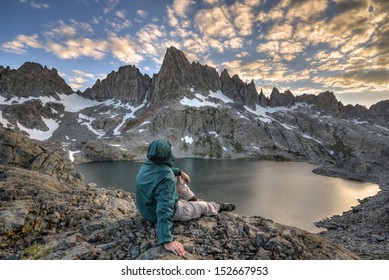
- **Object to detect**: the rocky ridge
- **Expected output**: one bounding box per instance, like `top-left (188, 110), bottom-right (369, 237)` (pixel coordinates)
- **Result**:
top-left (0, 62), bottom-right (73, 99)
top-left (1, 47), bottom-right (387, 167)
top-left (0, 127), bottom-right (359, 260)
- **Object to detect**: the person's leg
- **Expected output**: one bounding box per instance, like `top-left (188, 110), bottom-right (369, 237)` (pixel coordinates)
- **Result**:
top-left (173, 199), bottom-right (220, 222)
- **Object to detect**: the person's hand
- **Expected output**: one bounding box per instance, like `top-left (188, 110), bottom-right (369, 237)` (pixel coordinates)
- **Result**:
top-left (163, 241), bottom-right (186, 256)
top-left (180, 171), bottom-right (191, 184)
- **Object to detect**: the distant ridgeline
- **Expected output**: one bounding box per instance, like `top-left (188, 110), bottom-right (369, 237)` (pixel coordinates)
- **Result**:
top-left (0, 47), bottom-right (388, 175)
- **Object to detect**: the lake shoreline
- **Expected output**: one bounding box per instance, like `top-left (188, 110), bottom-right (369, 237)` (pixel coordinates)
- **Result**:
top-left (1, 124), bottom-right (386, 259)
top-left (75, 156), bottom-right (389, 259)
top-left (0, 127), bottom-right (361, 259)
top-left (314, 166), bottom-right (389, 259)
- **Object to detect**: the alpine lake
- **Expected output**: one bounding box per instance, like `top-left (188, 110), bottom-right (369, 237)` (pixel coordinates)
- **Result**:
top-left (75, 158), bottom-right (379, 233)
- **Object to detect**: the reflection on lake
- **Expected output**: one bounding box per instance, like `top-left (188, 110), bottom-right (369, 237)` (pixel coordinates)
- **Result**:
top-left (75, 159), bottom-right (379, 233)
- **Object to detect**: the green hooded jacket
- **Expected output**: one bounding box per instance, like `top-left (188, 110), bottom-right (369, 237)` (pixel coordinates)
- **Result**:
top-left (135, 139), bottom-right (181, 244)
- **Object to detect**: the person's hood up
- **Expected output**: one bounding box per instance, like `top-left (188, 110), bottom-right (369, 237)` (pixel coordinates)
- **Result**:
top-left (146, 139), bottom-right (174, 166)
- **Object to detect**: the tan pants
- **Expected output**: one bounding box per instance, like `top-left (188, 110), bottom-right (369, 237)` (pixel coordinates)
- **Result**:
top-left (173, 178), bottom-right (220, 222)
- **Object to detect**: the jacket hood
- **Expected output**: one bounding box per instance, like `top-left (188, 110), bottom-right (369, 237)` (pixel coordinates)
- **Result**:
top-left (146, 139), bottom-right (174, 166)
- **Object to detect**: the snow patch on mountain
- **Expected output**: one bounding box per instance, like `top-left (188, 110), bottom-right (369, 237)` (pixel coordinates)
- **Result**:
top-left (180, 90), bottom-right (236, 108)
top-left (77, 114), bottom-right (105, 138)
top-left (17, 117), bottom-right (59, 141)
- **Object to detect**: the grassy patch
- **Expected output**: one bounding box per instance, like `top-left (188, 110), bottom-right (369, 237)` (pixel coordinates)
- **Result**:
top-left (23, 243), bottom-right (53, 260)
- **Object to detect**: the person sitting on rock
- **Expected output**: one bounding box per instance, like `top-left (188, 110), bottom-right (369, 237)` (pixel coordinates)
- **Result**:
top-left (135, 139), bottom-right (235, 257)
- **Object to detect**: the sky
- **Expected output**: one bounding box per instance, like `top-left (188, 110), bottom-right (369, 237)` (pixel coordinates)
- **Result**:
top-left (1, 0), bottom-right (388, 108)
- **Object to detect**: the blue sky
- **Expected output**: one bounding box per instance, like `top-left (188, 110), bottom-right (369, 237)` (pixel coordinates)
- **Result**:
top-left (1, 0), bottom-right (388, 107)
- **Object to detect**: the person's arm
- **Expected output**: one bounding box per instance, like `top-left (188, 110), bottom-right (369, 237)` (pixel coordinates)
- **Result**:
top-left (155, 177), bottom-right (175, 244)
top-left (179, 171), bottom-right (191, 184)
top-left (155, 174), bottom-right (186, 256)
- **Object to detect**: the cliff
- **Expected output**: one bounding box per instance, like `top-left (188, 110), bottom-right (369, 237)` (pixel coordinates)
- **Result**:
top-left (0, 128), bottom-right (358, 260)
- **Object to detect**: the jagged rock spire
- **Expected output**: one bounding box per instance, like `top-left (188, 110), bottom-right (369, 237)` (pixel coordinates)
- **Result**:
top-left (82, 65), bottom-right (151, 106)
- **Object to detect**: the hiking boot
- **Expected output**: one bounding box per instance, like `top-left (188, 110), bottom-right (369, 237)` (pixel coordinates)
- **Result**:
top-left (217, 202), bottom-right (236, 212)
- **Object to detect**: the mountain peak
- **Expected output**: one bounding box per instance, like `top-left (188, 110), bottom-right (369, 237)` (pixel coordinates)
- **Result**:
top-left (160, 46), bottom-right (191, 74)
top-left (0, 62), bottom-right (73, 99)
top-left (82, 64), bottom-right (151, 105)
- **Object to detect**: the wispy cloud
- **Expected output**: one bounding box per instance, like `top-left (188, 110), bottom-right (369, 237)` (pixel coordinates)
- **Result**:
top-left (103, 0), bottom-right (120, 14)
top-left (172, 0), bottom-right (196, 18)
top-left (46, 38), bottom-right (107, 60)
top-left (30, 1), bottom-right (49, 9)
top-left (230, 2), bottom-right (255, 36)
top-left (72, 69), bottom-right (95, 79)
top-left (136, 10), bottom-right (149, 19)
top-left (194, 6), bottom-right (236, 38)
top-left (1, 34), bottom-right (41, 54)
top-left (19, 0), bottom-right (49, 9)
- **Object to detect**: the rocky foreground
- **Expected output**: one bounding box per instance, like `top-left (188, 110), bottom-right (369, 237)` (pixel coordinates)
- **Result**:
top-left (0, 127), bottom-right (362, 260)
top-left (314, 166), bottom-right (389, 259)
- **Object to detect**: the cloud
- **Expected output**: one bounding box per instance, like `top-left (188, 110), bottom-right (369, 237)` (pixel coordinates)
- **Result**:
top-left (67, 70), bottom-right (96, 90)
top-left (72, 69), bottom-right (95, 79)
top-left (195, 6), bottom-right (236, 38)
top-left (44, 20), bottom-right (94, 39)
top-left (1, 34), bottom-right (42, 54)
top-left (267, 22), bottom-right (293, 41)
top-left (256, 0), bottom-right (290, 22)
top-left (203, 0), bottom-right (221, 5)
top-left (183, 34), bottom-right (208, 54)
top-left (46, 38), bottom-right (107, 60)
top-left (257, 40), bottom-right (304, 61)
top-left (30, 1), bottom-right (49, 9)
top-left (68, 76), bottom-right (87, 84)
top-left (312, 68), bottom-right (389, 97)
top-left (286, 0), bottom-right (328, 21)
top-left (136, 23), bottom-right (167, 56)
top-left (43, 33), bottom-right (143, 65)
top-left (236, 51), bottom-right (250, 58)
top-left (230, 2), bottom-right (255, 36)
top-left (19, 0), bottom-right (49, 9)
top-left (105, 17), bottom-right (131, 32)
top-left (244, 0), bottom-right (261, 7)
top-left (116, 10), bottom-right (126, 19)
top-left (224, 37), bottom-right (244, 49)
top-left (108, 35), bottom-right (143, 64)
top-left (103, 0), bottom-right (120, 14)
top-left (136, 10), bottom-right (148, 19)
top-left (321, 70), bottom-right (389, 88)
top-left (172, 0), bottom-right (196, 18)
top-left (167, 6), bottom-right (179, 27)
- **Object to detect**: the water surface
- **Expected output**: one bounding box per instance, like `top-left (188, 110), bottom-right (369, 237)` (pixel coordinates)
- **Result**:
top-left (75, 159), bottom-right (379, 232)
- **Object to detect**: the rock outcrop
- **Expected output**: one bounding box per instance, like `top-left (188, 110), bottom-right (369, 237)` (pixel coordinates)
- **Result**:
top-left (0, 62), bottom-right (73, 99)
top-left (0, 128), bottom-right (359, 260)
top-left (82, 65), bottom-right (151, 106)
top-left (269, 88), bottom-right (295, 107)
top-left (0, 128), bottom-right (83, 188)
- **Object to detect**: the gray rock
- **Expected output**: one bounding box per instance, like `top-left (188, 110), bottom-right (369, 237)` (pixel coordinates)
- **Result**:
top-left (0, 62), bottom-right (73, 99)
top-left (0, 131), bottom-right (361, 260)
top-left (82, 65), bottom-right (151, 106)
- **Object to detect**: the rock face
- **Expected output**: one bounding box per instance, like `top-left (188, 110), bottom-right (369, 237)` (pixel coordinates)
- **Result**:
top-left (269, 88), bottom-right (295, 107)
top-left (0, 128), bottom-right (83, 188)
top-left (0, 129), bottom-right (359, 260)
top-left (83, 65), bottom-right (151, 106)
top-left (0, 62), bottom-right (73, 99)
top-left (149, 46), bottom-right (221, 105)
